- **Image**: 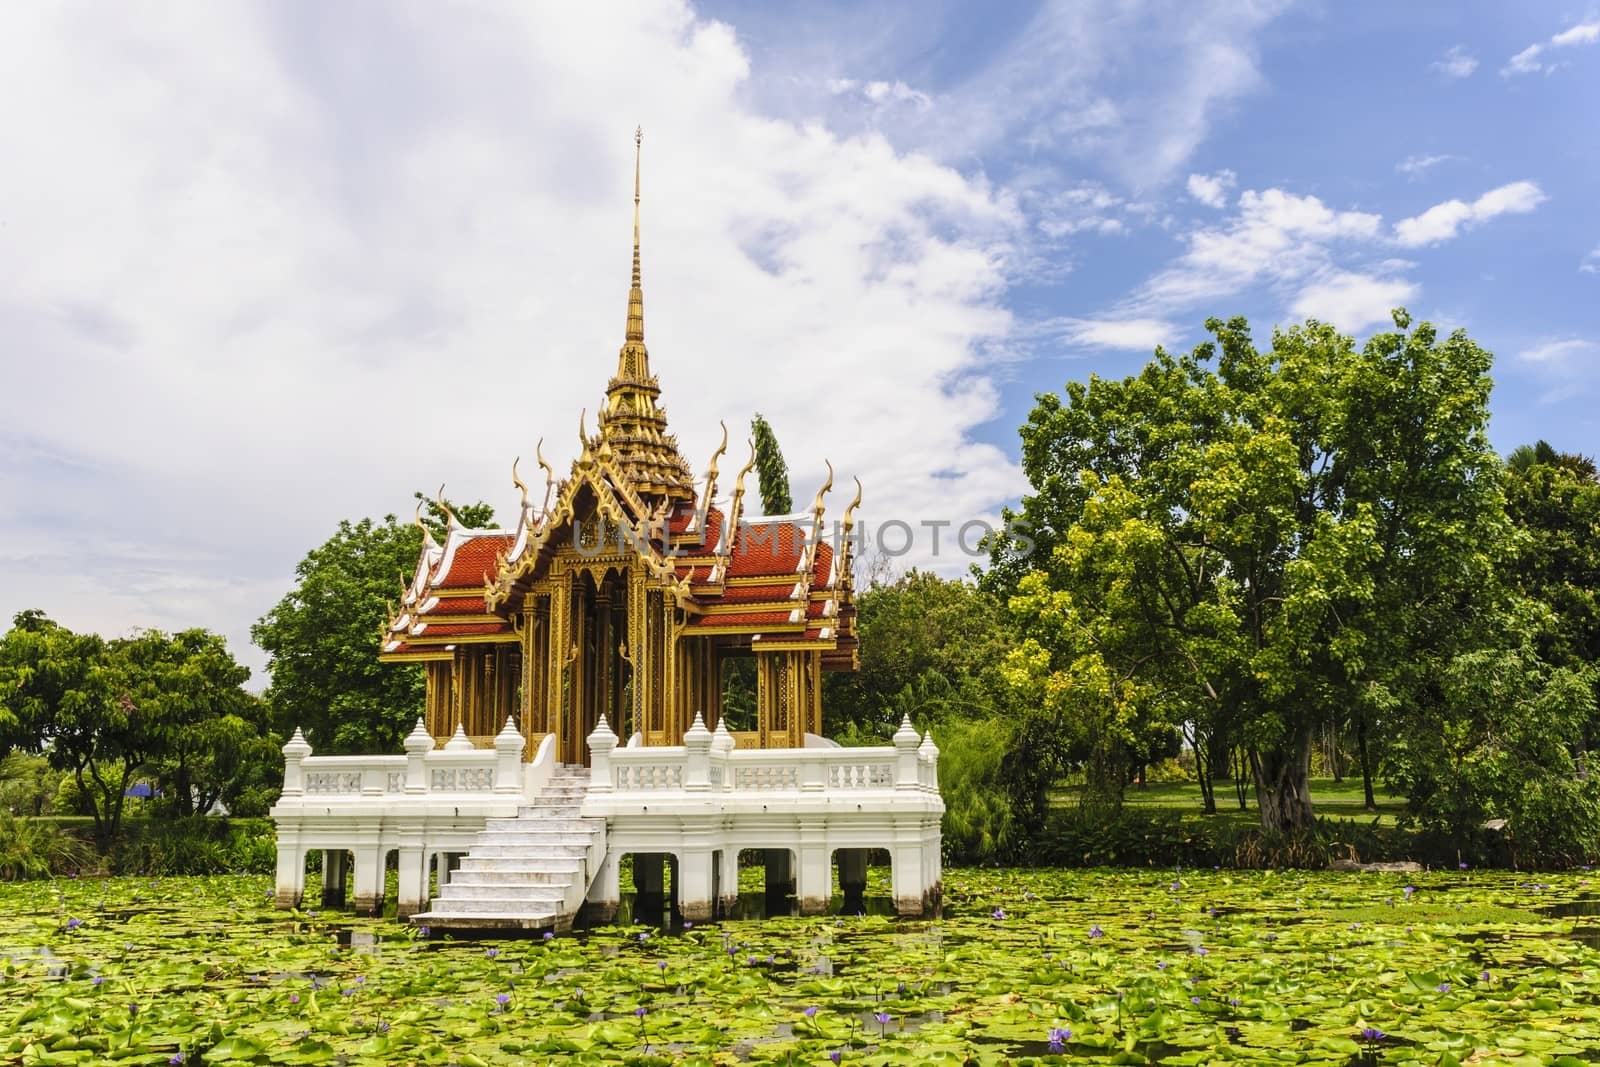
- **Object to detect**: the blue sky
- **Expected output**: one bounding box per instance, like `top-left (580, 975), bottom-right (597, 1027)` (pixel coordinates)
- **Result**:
top-left (0, 2), bottom-right (1596, 677)
top-left (707, 0), bottom-right (1600, 457)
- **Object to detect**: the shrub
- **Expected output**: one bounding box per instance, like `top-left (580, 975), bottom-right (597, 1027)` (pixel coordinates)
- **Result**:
top-left (0, 812), bottom-right (94, 880)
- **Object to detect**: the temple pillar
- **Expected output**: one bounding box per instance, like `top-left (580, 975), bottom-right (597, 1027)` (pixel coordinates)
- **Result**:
top-left (434, 851), bottom-right (451, 895)
top-left (352, 846), bottom-right (385, 916)
top-left (320, 849), bottom-right (348, 909)
top-left (582, 850), bottom-right (621, 925)
top-left (396, 843), bottom-right (428, 918)
top-left (719, 847), bottom-right (740, 914)
top-left (273, 830), bottom-right (305, 909)
top-left (890, 841), bottom-right (928, 918)
top-left (678, 847), bottom-right (716, 923)
top-left (797, 835), bottom-right (831, 916)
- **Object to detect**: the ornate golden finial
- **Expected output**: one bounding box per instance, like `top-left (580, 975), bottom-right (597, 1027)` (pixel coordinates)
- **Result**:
top-left (843, 476), bottom-right (864, 533)
top-left (414, 500), bottom-right (438, 548)
top-left (578, 408), bottom-right (589, 449)
top-left (626, 126), bottom-right (644, 344)
top-left (511, 456), bottom-right (530, 510)
top-left (811, 460), bottom-right (835, 518)
top-left (536, 437), bottom-right (554, 514)
top-left (435, 484), bottom-right (458, 529)
top-left (705, 420), bottom-right (729, 487)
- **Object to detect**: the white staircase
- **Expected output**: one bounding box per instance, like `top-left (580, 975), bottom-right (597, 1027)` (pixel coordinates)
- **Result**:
top-left (411, 766), bottom-right (604, 931)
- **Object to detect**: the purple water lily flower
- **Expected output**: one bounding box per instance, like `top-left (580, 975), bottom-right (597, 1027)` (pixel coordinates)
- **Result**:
top-left (830, 1053), bottom-right (841, 1065)
top-left (1459, 862), bottom-right (1469, 870)
top-left (542, 931), bottom-right (554, 941)
top-left (1157, 961), bottom-right (1167, 970)
top-left (1403, 886), bottom-right (1416, 899)
top-left (485, 948), bottom-right (498, 959)
top-left (66, 918), bottom-right (83, 930)
top-left (875, 1011), bottom-right (892, 1030)
top-left (1088, 924), bottom-right (1105, 939)
top-left (804, 1006), bottom-right (819, 1018)
top-left (289, 993), bottom-right (299, 1004)
top-left (1191, 996), bottom-right (1201, 1006)
top-left (1437, 982), bottom-right (1451, 993)
top-left (1194, 945), bottom-right (1209, 957)
top-left (496, 993), bottom-right (510, 1005)
top-left (1047, 1027), bottom-right (1072, 1053)
top-left (418, 926), bottom-right (430, 937)
top-left (634, 1005), bottom-right (648, 1017)
top-left (169, 1055), bottom-right (184, 1066)
top-left (1360, 1027), bottom-right (1385, 1042)
top-left (1480, 971), bottom-right (1490, 982)
top-left (991, 907), bottom-right (1006, 921)
top-left (92, 976), bottom-right (104, 986)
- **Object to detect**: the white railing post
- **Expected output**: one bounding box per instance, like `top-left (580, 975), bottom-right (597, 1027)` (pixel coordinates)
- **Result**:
top-left (919, 731), bottom-right (940, 791)
top-left (684, 711), bottom-right (713, 791)
top-left (588, 713), bottom-right (618, 793)
top-left (403, 718), bottom-right (433, 794)
top-left (893, 714), bottom-right (921, 790)
top-left (493, 716), bottom-right (525, 794)
top-left (281, 728), bottom-right (312, 796)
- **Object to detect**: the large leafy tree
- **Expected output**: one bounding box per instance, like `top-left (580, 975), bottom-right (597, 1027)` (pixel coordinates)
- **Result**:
top-left (994, 312), bottom-right (1506, 831)
top-left (0, 614), bottom-right (262, 848)
top-left (750, 413), bottom-right (793, 515)
top-left (120, 628), bottom-right (278, 817)
top-left (253, 495), bottom-right (492, 754)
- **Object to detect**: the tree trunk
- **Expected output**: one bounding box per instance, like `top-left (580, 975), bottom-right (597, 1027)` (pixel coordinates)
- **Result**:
top-left (1356, 715), bottom-right (1376, 811)
top-left (1192, 728), bottom-right (1217, 815)
top-left (1252, 739), bottom-right (1316, 832)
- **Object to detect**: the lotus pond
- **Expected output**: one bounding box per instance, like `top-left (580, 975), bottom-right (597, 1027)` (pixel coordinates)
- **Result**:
top-left (4, 868), bottom-right (1600, 1065)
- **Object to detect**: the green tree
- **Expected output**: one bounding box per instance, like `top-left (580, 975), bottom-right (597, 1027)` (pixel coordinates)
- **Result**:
top-left (750, 413), bottom-right (793, 515)
top-left (995, 312), bottom-right (1506, 832)
top-left (119, 628), bottom-right (278, 817)
top-left (0, 613), bottom-right (141, 850)
top-left (1502, 445), bottom-right (1600, 754)
top-left (253, 495), bottom-right (493, 754)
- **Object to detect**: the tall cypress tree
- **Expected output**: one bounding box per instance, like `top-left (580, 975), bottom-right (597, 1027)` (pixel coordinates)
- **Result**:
top-left (750, 413), bottom-right (793, 515)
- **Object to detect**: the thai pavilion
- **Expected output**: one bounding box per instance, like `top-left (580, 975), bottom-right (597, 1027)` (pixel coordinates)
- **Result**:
top-left (270, 133), bottom-right (944, 931)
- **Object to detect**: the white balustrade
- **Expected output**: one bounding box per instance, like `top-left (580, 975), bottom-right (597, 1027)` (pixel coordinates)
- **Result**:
top-left (279, 720), bottom-right (506, 799)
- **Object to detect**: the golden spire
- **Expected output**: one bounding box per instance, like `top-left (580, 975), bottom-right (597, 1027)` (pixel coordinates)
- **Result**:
top-left (598, 125), bottom-right (695, 504)
top-left (626, 126), bottom-right (644, 344)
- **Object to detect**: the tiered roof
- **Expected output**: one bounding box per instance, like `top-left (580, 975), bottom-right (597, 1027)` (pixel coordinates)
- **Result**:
top-left (380, 515), bottom-right (518, 662)
top-left (380, 129), bottom-right (859, 668)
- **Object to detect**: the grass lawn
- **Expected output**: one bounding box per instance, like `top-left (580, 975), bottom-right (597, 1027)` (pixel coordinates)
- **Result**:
top-left (1057, 776), bottom-right (1409, 828)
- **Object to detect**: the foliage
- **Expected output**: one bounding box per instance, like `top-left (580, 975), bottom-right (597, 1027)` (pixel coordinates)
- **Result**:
top-left (992, 312), bottom-right (1507, 832)
top-left (0, 751), bottom-right (65, 818)
top-left (4, 870), bottom-right (1600, 1063)
top-left (0, 812), bottom-right (93, 881)
top-left (107, 817), bottom-right (277, 876)
top-left (118, 628), bottom-right (280, 818)
top-left (750, 412), bottom-right (793, 515)
top-left (0, 614), bottom-right (267, 850)
top-left (253, 495), bottom-right (493, 755)
top-left (936, 717), bottom-right (1018, 863)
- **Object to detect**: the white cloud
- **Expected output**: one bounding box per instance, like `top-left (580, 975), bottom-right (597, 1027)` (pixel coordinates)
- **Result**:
top-left (1186, 169), bottom-right (1237, 209)
top-left (828, 77), bottom-right (932, 109)
top-left (1393, 181), bottom-right (1546, 247)
top-left (1133, 188), bottom-right (1382, 311)
top-left (0, 2), bottom-right (1027, 671)
top-left (1431, 45), bottom-right (1478, 78)
top-left (1517, 339), bottom-right (1596, 363)
top-left (1052, 317), bottom-right (1174, 350)
top-left (1033, 180), bottom-right (1128, 237)
top-left (1396, 153), bottom-right (1458, 180)
top-left (1289, 272), bottom-right (1420, 333)
top-left (1502, 19), bottom-right (1600, 76)
top-left (1582, 244), bottom-right (1600, 273)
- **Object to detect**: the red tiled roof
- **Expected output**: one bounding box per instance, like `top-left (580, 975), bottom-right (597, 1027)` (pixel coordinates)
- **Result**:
top-left (413, 622), bottom-right (511, 638)
top-left (727, 521), bottom-right (806, 578)
top-left (812, 541), bottom-right (835, 587)
top-left (424, 596), bottom-right (488, 615)
top-left (691, 610), bottom-right (798, 629)
top-left (716, 582), bottom-right (799, 603)
top-left (436, 534), bottom-right (515, 589)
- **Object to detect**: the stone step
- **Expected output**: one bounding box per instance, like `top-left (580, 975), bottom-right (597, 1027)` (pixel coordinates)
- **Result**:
top-left (448, 868), bottom-right (577, 886)
top-left (466, 842), bottom-right (591, 859)
top-left (427, 896), bottom-right (564, 915)
top-left (437, 882), bottom-right (568, 902)
top-left (456, 856), bottom-right (583, 875)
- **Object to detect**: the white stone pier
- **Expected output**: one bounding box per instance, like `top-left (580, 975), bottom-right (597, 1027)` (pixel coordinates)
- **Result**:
top-left (270, 713), bottom-right (943, 928)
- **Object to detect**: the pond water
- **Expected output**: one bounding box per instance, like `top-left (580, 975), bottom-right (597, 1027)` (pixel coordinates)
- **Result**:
top-left (3, 868), bottom-right (1600, 1064)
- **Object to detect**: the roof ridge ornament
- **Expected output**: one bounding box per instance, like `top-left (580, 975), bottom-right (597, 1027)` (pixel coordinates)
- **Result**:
top-left (414, 500), bottom-right (438, 550)
top-left (435, 484), bottom-right (458, 529)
